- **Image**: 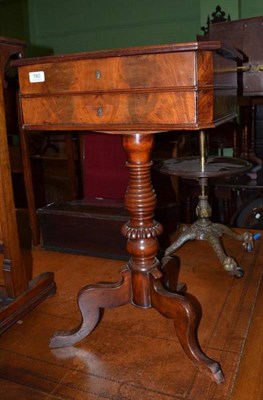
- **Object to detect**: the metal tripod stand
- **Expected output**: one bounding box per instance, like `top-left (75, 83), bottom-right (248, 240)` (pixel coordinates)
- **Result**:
top-left (157, 131), bottom-right (254, 278)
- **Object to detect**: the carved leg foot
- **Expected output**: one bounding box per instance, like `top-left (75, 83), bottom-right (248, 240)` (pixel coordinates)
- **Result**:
top-left (150, 269), bottom-right (224, 384)
top-left (213, 223), bottom-right (253, 252)
top-left (207, 233), bottom-right (244, 278)
top-left (50, 268), bottom-right (131, 348)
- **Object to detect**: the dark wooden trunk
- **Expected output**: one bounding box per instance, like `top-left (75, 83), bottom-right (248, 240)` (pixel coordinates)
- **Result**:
top-left (38, 198), bottom-right (179, 259)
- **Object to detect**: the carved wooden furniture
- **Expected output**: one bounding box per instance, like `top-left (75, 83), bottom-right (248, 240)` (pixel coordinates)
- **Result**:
top-left (200, 5), bottom-right (231, 36)
top-left (204, 16), bottom-right (263, 227)
top-left (13, 41), bottom-right (242, 383)
top-left (208, 16), bottom-right (263, 163)
top-left (0, 36), bottom-right (56, 334)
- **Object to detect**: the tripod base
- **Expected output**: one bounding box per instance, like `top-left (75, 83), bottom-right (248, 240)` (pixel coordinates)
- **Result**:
top-left (49, 256), bottom-right (224, 384)
top-left (165, 199), bottom-right (253, 278)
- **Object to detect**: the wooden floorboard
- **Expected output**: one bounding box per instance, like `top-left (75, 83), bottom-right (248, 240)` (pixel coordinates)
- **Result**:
top-left (231, 268), bottom-right (263, 400)
top-left (0, 377), bottom-right (62, 399)
top-left (0, 231), bottom-right (262, 399)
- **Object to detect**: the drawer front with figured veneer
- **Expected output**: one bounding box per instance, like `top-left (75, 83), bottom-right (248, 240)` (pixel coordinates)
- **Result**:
top-left (18, 52), bottom-right (196, 95)
top-left (20, 91), bottom-right (198, 129)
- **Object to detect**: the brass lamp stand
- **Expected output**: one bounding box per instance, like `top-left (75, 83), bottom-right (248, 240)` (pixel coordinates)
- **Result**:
top-left (157, 131), bottom-right (254, 278)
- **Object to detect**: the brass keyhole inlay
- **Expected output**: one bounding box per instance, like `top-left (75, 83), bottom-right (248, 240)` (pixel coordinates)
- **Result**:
top-left (95, 70), bottom-right (101, 79)
top-left (97, 106), bottom-right (103, 117)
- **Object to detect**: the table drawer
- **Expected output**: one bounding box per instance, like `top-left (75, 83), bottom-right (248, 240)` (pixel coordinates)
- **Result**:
top-left (20, 91), bottom-right (197, 127)
top-left (18, 52), bottom-right (197, 94)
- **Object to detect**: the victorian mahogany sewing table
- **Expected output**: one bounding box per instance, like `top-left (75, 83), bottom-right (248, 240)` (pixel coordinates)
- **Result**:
top-left (13, 41), bottom-right (241, 384)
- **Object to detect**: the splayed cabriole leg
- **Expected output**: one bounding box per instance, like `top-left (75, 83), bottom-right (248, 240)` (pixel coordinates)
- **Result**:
top-left (165, 226), bottom-right (197, 256)
top-left (206, 231), bottom-right (239, 275)
top-left (213, 223), bottom-right (253, 250)
top-left (49, 268), bottom-right (131, 348)
top-left (150, 268), bottom-right (224, 384)
top-left (161, 255), bottom-right (186, 294)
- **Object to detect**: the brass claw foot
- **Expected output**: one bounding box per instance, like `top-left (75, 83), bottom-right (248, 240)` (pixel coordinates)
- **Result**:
top-left (222, 257), bottom-right (244, 278)
top-left (213, 224), bottom-right (253, 252)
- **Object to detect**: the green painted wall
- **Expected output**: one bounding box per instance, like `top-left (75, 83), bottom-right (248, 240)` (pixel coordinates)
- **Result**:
top-left (27, 0), bottom-right (201, 54)
top-left (240, 0), bottom-right (263, 18)
top-left (0, 0), bottom-right (262, 56)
